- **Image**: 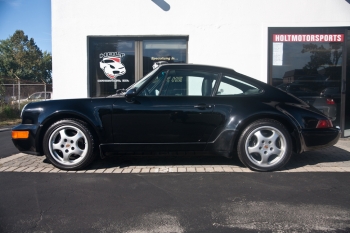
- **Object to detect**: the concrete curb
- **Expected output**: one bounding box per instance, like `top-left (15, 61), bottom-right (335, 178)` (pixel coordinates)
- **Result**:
top-left (0, 128), bottom-right (11, 132)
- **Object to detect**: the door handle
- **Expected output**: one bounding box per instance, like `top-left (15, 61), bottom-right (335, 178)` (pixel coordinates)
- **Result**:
top-left (194, 104), bottom-right (212, 109)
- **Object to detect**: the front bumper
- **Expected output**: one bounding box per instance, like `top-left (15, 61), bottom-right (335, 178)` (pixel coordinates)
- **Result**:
top-left (11, 124), bottom-right (41, 155)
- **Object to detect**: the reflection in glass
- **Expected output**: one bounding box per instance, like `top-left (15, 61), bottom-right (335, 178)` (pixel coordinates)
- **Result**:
top-left (143, 40), bottom-right (187, 75)
top-left (272, 41), bottom-right (343, 125)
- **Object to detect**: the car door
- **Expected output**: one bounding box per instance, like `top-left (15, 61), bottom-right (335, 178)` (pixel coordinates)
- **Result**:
top-left (112, 69), bottom-right (224, 149)
top-left (207, 73), bottom-right (265, 142)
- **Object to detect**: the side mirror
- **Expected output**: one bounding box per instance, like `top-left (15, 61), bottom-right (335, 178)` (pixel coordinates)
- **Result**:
top-left (125, 88), bottom-right (137, 102)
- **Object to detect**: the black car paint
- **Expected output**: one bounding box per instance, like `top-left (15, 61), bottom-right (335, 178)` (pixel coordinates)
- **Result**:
top-left (12, 64), bottom-right (340, 160)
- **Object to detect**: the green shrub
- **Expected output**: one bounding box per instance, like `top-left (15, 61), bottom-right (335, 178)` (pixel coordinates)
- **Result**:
top-left (0, 103), bottom-right (21, 120)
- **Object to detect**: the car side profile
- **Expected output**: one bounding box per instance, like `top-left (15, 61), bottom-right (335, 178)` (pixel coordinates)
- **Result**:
top-left (12, 64), bottom-right (340, 171)
top-left (27, 92), bottom-right (52, 101)
top-left (11, 92), bottom-right (52, 104)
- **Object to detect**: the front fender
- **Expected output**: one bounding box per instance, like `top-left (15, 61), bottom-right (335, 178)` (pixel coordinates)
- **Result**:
top-left (19, 99), bottom-right (114, 154)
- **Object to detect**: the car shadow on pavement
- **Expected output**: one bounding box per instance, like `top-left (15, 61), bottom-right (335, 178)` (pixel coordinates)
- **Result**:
top-left (86, 151), bottom-right (246, 170)
top-left (36, 145), bottom-right (349, 171)
top-left (285, 146), bottom-right (350, 170)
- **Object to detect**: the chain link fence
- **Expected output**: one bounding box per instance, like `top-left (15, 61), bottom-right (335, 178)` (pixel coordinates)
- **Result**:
top-left (0, 77), bottom-right (52, 108)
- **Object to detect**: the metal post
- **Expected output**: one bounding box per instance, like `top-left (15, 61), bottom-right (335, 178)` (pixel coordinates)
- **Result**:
top-left (41, 79), bottom-right (47, 100)
top-left (15, 75), bottom-right (20, 110)
top-left (18, 78), bottom-right (20, 110)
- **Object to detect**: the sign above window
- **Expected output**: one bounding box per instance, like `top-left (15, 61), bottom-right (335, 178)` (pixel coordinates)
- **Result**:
top-left (273, 34), bottom-right (344, 42)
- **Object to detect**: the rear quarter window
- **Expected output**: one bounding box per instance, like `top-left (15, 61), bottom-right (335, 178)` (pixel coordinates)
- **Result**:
top-left (216, 75), bottom-right (262, 96)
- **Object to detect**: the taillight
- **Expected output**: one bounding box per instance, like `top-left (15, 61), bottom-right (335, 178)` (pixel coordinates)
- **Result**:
top-left (316, 119), bottom-right (333, 128)
top-left (326, 99), bottom-right (335, 105)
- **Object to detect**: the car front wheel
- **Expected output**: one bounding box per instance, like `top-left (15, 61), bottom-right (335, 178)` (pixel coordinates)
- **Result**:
top-left (43, 119), bottom-right (96, 170)
top-left (237, 119), bottom-right (292, 172)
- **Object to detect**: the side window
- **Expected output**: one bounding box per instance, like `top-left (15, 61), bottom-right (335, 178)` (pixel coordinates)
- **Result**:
top-left (139, 71), bottom-right (168, 96)
top-left (160, 70), bottom-right (218, 96)
top-left (216, 75), bottom-right (261, 96)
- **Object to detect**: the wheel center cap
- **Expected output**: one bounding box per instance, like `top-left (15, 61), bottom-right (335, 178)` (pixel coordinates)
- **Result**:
top-left (66, 144), bottom-right (70, 148)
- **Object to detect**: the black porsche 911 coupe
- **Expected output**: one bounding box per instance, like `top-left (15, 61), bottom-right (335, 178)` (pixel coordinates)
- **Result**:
top-left (12, 64), bottom-right (340, 171)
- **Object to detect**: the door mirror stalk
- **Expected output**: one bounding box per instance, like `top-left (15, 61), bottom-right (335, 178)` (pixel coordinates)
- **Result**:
top-left (125, 88), bottom-right (137, 103)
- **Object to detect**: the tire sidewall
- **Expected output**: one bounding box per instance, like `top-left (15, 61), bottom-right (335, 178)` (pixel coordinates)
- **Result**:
top-left (237, 119), bottom-right (292, 172)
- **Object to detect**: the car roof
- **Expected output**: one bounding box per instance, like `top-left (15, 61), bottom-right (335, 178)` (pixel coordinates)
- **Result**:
top-left (156, 63), bottom-right (265, 86)
top-left (158, 63), bottom-right (235, 70)
top-left (157, 63), bottom-right (243, 77)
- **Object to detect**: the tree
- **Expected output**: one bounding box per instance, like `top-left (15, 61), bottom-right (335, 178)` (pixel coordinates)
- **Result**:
top-left (301, 42), bottom-right (343, 81)
top-left (0, 30), bottom-right (52, 83)
top-left (301, 42), bottom-right (342, 72)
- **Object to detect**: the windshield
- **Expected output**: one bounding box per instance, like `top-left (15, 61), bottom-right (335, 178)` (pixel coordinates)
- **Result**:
top-left (127, 68), bottom-right (159, 92)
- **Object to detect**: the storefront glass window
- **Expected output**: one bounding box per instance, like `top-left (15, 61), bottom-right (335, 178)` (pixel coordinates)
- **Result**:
top-left (88, 37), bottom-right (188, 97)
top-left (269, 29), bottom-right (344, 127)
top-left (143, 39), bottom-right (187, 75)
top-left (89, 38), bottom-right (135, 97)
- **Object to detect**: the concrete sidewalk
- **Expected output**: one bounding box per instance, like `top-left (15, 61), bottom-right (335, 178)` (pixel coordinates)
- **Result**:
top-left (1, 138), bottom-right (349, 173)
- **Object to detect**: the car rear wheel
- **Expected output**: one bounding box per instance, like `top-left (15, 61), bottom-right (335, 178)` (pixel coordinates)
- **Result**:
top-left (43, 119), bottom-right (96, 170)
top-left (237, 119), bottom-right (292, 172)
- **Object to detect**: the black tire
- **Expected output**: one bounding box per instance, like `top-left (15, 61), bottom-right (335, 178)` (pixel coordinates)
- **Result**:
top-left (43, 119), bottom-right (96, 170)
top-left (237, 119), bottom-right (292, 172)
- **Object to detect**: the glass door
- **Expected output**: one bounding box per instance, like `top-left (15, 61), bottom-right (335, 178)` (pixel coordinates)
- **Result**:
top-left (88, 37), bottom-right (188, 97)
top-left (88, 39), bottom-right (135, 97)
top-left (269, 29), bottom-right (344, 128)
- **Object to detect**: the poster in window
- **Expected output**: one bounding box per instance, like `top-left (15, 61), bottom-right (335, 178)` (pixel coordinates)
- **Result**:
top-left (273, 42), bottom-right (283, 66)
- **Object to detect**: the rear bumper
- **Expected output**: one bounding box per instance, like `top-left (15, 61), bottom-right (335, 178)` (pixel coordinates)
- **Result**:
top-left (300, 127), bottom-right (340, 152)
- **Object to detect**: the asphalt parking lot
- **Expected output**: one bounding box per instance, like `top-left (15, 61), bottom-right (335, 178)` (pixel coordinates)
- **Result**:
top-left (1, 138), bottom-right (350, 173)
top-left (1, 128), bottom-right (350, 232)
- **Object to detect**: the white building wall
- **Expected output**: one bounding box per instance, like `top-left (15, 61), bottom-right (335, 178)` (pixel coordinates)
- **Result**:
top-left (51, 0), bottom-right (350, 99)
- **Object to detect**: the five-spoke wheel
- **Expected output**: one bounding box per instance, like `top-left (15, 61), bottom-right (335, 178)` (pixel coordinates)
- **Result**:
top-left (238, 119), bottom-right (292, 171)
top-left (43, 119), bottom-right (96, 170)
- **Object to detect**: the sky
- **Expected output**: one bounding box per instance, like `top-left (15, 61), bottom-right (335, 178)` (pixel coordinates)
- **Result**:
top-left (0, 0), bottom-right (51, 53)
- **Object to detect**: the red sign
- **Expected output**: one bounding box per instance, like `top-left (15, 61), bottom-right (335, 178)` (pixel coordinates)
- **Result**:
top-left (273, 34), bottom-right (344, 42)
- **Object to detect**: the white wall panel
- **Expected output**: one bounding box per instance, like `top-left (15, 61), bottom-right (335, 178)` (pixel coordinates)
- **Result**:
top-left (52, 0), bottom-right (350, 99)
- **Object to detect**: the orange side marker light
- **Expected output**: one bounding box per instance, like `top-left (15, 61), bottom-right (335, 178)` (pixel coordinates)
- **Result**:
top-left (12, 131), bottom-right (29, 139)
